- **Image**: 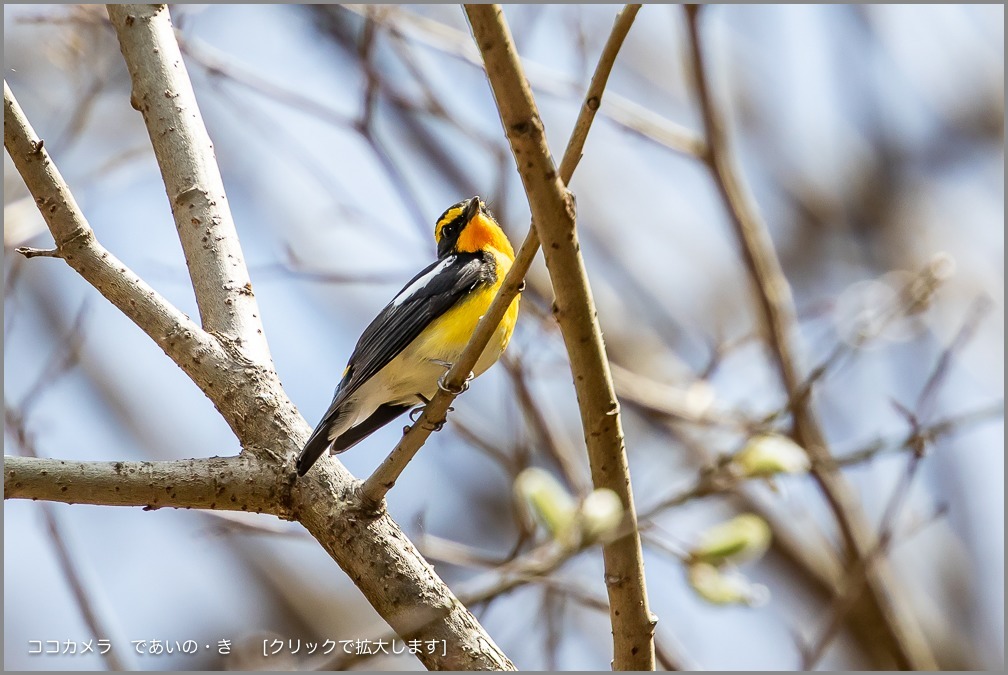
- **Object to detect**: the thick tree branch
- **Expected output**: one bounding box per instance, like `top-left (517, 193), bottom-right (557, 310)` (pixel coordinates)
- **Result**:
top-left (464, 5), bottom-right (655, 670)
top-left (684, 5), bottom-right (936, 669)
top-left (292, 464), bottom-right (517, 670)
top-left (4, 80), bottom-right (233, 404)
top-left (5, 456), bottom-right (515, 669)
top-left (106, 4), bottom-right (272, 366)
top-left (4, 455), bottom-right (291, 516)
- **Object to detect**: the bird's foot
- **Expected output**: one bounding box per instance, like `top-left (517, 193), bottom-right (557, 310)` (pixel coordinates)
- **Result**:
top-left (437, 370), bottom-right (472, 396)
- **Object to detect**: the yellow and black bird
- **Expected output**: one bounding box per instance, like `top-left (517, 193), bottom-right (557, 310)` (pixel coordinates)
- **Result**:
top-left (297, 196), bottom-right (520, 476)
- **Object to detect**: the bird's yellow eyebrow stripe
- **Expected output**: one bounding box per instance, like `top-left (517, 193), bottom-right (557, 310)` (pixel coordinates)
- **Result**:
top-left (435, 205), bottom-right (466, 240)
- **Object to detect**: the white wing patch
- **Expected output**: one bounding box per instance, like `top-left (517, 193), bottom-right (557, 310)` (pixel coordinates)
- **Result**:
top-left (391, 256), bottom-right (454, 307)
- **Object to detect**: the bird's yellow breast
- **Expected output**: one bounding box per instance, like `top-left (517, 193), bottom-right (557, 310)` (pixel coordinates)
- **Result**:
top-left (418, 247), bottom-right (519, 374)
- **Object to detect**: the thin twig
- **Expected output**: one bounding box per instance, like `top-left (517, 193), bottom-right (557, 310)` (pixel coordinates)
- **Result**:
top-left (352, 4), bottom-right (705, 160)
top-left (830, 403), bottom-right (1004, 469)
top-left (418, 533), bottom-right (515, 569)
top-left (631, 398), bottom-right (1004, 521)
top-left (16, 304), bottom-right (90, 417)
top-left (356, 10), bottom-right (431, 238)
top-left (451, 415), bottom-right (527, 478)
top-left (14, 246), bottom-right (61, 259)
top-left (179, 35), bottom-right (356, 129)
top-left (6, 410), bottom-right (129, 671)
top-left (765, 255), bottom-right (961, 429)
top-left (611, 362), bottom-right (750, 430)
top-left (802, 413), bottom-right (931, 669)
top-left (503, 354), bottom-right (591, 495)
top-left (913, 295), bottom-right (992, 419)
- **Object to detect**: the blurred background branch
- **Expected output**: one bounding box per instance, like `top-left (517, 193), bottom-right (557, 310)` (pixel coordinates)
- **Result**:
top-left (684, 5), bottom-right (935, 668)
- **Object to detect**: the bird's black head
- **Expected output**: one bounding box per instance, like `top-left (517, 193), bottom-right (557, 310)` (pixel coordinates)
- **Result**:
top-left (435, 195), bottom-right (484, 259)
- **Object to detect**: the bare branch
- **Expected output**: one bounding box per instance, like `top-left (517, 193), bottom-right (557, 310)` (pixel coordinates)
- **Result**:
top-left (4, 454), bottom-right (291, 516)
top-left (611, 362), bottom-right (749, 430)
top-left (4, 80), bottom-right (233, 403)
top-left (354, 4), bottom-right (704, 160)
top-left (830, 403), bottom-right (1004, 469)
top-left (106, 5), bottom-right (272, 365)
top-left (803, 396), bottom-right (940, 669)
top-left (914, 295), bottom-right (993, 419)
top-left (556, 5), bottom-right (642, 181)
top-left (684, 5), bottom-right (936, 669)
top-left (464, 4), bottom-right (655, 669)
top-left (14, 245), bottom-right (61, 259)
top-left (503, 354), bottom-right (591, 495)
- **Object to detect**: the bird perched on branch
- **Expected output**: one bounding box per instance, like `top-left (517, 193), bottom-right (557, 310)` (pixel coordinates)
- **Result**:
top-left (297, 196), bottom-right (520, 476)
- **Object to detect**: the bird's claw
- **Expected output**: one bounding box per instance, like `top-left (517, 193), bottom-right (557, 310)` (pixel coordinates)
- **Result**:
top-left (438, 370), bottom-right (472, 396)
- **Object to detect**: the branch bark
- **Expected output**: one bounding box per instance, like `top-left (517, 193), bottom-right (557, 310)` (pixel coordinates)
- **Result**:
top-left (4, 455), bottom-right (290, 515)
top-left (464, 5), bottom-right (655, 670)
top-left (106, 4), bottom-right (273, 366)
top-left (684, 5), bottom-right (936, 669)
top-left (4, 80), bottom-right (235, 407)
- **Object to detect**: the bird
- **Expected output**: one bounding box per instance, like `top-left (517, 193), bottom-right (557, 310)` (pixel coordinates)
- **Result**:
top-left (296, 196), bottom-right (520, 476)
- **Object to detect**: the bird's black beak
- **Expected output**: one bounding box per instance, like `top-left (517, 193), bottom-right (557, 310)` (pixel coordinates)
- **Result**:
top-left (465, 196), bottom-right (483, 223)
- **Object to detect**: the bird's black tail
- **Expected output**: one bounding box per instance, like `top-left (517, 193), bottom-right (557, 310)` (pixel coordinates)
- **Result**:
top-left (296, 403), bottom-right (413, 476)
top-left (297, 425), bottom-right (333, 476)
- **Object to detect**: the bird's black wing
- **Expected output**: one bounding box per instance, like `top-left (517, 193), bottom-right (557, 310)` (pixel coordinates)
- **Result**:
top-left (297, 252), bottom-right (493, 475)
top-left (339, 251), bottom-right (494, 401)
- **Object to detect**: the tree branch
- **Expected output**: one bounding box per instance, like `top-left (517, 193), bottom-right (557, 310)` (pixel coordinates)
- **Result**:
top-left (106, 4), bottom-right (273, 365)
top-left (4, 80), bottom-right (234, 405)
top-left (464, 5), bottom-right (655, 670)
top-left (684, 5), bottom-right (936, 669)
top-left (4, 455), bottom-right (291, 516)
